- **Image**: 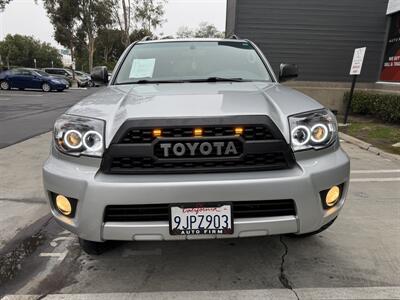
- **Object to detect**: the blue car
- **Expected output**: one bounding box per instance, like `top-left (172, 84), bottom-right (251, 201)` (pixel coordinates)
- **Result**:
top-left (0, 68), bottom-right (68, 92)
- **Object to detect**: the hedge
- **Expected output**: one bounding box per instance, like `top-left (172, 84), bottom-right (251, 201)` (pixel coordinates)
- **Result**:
top-left (344, 91), bottom-right (400, 124)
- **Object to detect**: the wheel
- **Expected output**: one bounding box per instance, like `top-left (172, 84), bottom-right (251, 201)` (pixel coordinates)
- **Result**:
top-left (287, 218), bottom-right (336, 238)
top-left (79, 238), bottom-right (106, 255)
top-left (42, 82), bottom-right (52, 92)
top-left (0, 81), bottom-right (10, 90)
top-left (89, 80), bottom-right (95, 87)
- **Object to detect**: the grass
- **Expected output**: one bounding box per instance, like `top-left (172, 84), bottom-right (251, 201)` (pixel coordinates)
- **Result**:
top-left (338, 115), bottom-right (400, 155)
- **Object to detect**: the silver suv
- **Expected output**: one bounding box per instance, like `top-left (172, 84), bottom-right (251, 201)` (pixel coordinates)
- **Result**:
top-left (43, 39), bottom-right (350, 255)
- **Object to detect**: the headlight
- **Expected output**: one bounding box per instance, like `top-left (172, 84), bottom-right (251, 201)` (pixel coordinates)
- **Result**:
top-left (54, 115), bottom-right (105, 157)
top-left (289, 109), bottom-right (337, 152)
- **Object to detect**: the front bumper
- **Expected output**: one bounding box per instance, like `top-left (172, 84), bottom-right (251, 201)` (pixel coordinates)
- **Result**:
top-left (51, 83), bottom-right (67, 90)
top-left (43, 146), bottom-right (350, 242)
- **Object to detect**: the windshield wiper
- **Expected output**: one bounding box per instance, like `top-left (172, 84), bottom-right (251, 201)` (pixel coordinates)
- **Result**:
top-left (116, 79), bottom-right (186, 85)
top-left (186, 77), bottom-right (248, 83)
top-left (115, 77), bottom-right (250, 85)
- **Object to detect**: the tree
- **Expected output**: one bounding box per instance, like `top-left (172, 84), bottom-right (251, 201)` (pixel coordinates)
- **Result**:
top-left (176, 23), bottom-right (225, 39)
top-left (194, 22), bottom-right (225, 38)
top-left (133, 0), bottom-right (166, 33)
top-left (76, 0), bottom-right (114, 71)
top-left (0, 0), bottom-right (11, 10)
top-left (129, 28), bottom-right (152, 42)
top-left (112, 0), bottom-right (133, 47)
top-left (176, 26), bottom-right (193, 39)
top-left (43, 0), bottom-right (80, 71)
top-left (44, 0), bottom-right (114, 72)
top-left (95, 28), bottom-right (125, 66)
top-left (0, 34), bottom-right (62, 68)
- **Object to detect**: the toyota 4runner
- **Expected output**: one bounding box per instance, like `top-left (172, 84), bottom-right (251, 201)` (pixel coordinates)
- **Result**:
top-left (43, 38), bottom-right (350, 255)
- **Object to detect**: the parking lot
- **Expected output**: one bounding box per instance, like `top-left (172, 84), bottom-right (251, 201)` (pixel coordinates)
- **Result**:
top-left (0, 89), bottom-right (97, 148)
top-left (0, 90), bottom-right (399, 299)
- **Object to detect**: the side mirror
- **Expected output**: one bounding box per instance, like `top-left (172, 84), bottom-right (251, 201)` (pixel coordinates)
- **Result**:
top-left (91, 66), bottom-right (109, 85)
top-left (279, 63), bottom-right (298, 82)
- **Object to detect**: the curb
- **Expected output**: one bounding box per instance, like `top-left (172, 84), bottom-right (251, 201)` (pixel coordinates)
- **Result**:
top-left (68, 87), bottom-right (88, 90)
top-left (339, 132), bottom-right (400, 161)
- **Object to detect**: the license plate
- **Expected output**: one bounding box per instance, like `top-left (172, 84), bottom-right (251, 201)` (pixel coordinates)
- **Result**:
top-left (169, 203), bottom-right (233, 235)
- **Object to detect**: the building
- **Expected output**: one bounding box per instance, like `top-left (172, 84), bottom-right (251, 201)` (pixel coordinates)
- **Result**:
top-left (226, 0), bottom-right (400, 83)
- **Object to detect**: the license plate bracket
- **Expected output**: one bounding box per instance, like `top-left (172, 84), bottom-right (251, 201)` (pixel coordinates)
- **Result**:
top-left (169, 202), bottom-right (234, 235)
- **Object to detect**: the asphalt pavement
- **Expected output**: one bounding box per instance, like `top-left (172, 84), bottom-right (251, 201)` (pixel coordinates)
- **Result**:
top-left (0, 88), bottom-right (98, 149)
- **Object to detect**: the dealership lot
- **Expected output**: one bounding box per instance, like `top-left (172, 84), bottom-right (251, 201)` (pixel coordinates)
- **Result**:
top-left (0, 89), bottom-right (98, 149)
top-left (0, 124), bottom-right (399, 299)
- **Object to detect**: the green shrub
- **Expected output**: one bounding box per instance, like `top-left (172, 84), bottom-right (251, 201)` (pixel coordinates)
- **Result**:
top-left (344, 91), bottom-right (400, 124)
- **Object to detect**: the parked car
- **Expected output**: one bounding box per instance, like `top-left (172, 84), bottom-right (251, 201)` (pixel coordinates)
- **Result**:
top-left (43, 38), bottom-right (350, 255)
top-left (75, 71), bottom-right (96, 87)
top-left (91, 66), bottom-right (109, 86)
top-left (0, 68), bottom-right (67, 92)
top-left (43, 68), bottom-right (89, 87)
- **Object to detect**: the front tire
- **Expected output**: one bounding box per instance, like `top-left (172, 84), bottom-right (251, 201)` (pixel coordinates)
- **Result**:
top-left (42, 82), bottom-right (52, 92)
top-left (79, 238), bottom-right (106, 255)
top-left (0, 81), bottom-right (10, 90)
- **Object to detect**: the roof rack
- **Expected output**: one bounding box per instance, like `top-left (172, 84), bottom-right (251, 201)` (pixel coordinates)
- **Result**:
top-left (228, 34), bottom-right (240, 40)
top-left (141, 36), bottom-right (152, 41)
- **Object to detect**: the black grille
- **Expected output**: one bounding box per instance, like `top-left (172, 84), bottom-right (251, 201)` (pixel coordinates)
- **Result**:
top-left (104, 200), bottom-right (296, 222)
top-left (110, 153), bottom-right (288, 173)
top-left (120, 125), bottom-right (274, 144)
top-left (101, 116), bottom-right (295, 174)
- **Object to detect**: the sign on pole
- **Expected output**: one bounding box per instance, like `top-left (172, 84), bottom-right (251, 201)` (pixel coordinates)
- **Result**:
top-left (350, 47), bottom-right (366, 75)
top-left (345, 47), bottom-right (367, 124)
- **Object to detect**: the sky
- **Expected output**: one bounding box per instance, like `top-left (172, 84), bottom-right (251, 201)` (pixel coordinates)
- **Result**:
top-left (0, 0), bottom-right (227, 48)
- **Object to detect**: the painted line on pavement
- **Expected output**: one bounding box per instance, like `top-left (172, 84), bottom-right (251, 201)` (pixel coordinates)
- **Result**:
top-left (39, 251), bottom-right (67, 261)
top-left (352, 169), bottom-right (400, 174)
top-left (2, 286), bottom-right (400, 300)
top-left (50, 236), bottom-right (74, 247)
top-left (0, 97), bottom-right (11, 101)
top-left (0, 93), bottom-right (44, 97)
top-left (351, 177), bottom-right (400, 182)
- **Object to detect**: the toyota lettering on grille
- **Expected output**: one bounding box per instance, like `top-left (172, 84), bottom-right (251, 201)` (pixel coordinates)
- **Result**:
top-left (155, 140), bottom-right (243, 159)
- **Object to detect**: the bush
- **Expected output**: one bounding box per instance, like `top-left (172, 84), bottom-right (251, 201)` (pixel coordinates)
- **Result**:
top-left (344, 91), bottom-right (400, 124)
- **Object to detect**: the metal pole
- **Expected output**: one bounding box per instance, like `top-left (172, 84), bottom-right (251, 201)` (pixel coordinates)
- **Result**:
top-left (344, 75), bottom-right (357, 124)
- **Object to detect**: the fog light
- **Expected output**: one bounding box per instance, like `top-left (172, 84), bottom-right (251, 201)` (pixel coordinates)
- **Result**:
top-left (56, 195), bottom-right (72, 216)
top-left (326, 186), bottom-right (340, 207)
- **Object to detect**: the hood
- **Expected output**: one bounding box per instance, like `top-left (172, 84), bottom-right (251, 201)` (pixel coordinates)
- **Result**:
top-left (66, 82), bottom-right (323, 145)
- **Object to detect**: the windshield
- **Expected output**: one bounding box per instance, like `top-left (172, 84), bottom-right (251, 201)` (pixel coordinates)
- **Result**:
top-left (115, 41), bottom-right (272, 84)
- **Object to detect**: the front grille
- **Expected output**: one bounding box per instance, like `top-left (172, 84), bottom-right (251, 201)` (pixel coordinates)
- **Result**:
top-left (120, 125), bottom-right (274, 144)
top-left (104, 200), bottom-right (296, 222)
top-left (110, 153), bottom-right (287, 173)
top-left (101, 116), bottom-right (295, 174)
